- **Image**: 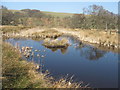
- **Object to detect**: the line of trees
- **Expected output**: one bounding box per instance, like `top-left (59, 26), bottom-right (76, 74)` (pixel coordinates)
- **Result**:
top-left (1, 5), bottom-right (118, 30)
top-left (70, 5), bottom-right (118, 30)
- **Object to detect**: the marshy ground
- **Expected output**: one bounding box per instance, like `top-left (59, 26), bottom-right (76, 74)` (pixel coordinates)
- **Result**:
top-left (1, 26), bottom-right (119, 88)
top-left (2, 26), bottom-right (119, 52)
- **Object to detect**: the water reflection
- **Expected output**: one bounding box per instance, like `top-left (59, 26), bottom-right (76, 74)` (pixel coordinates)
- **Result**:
top-left (77, 46), bottom-right (106, 60)
top-left (69, 38), bottom-right (106, 60)
top-left (44, 46), bottom-right (68, 54)
top-left (61, 47), bottom-right (68, 54)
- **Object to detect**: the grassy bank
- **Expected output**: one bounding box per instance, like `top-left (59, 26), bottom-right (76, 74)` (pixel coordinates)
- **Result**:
top-left (2, 42), bottom-right (86, 88)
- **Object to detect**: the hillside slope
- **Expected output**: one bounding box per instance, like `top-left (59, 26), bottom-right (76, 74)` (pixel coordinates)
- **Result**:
top-left (10, 9), bottom-right (75, 18)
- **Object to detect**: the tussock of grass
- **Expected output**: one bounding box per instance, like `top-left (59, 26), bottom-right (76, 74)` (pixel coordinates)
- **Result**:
top-left (2, 42), bottom-right (86, 88)
top-left (43, 38), bottom-right (69, 48)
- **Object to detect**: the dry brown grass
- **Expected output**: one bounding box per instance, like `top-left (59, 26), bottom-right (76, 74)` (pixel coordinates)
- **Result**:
top-left (70, 29), bottom-right (119, 45)
top-left (1, 25), bottom-right (33, 34)
top-left (43, 38), bottom-right (69, 48)
top-left (32, 29), bottom-right (63, 39)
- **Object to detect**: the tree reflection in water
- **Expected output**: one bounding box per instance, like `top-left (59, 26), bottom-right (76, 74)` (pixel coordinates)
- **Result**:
top-left (76, 45), bottom-right (106, 60)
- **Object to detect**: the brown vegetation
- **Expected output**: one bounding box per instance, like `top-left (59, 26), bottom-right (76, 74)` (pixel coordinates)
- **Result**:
top-left (32, 29), bottom-right (63, 39)
top-left (42, 38), bottom-right (69, 48)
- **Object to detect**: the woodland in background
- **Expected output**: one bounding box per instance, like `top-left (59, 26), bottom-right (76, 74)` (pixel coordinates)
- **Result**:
top-left (1, 5), bottom-right (118, 30)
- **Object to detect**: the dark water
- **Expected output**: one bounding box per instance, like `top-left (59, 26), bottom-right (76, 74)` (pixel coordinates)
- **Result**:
top-left (5, 37), bottom-right (119, 88)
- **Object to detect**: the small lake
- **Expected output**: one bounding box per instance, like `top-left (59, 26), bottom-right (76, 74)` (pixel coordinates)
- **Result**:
top-left (5, 37), bottom-right (119, 88)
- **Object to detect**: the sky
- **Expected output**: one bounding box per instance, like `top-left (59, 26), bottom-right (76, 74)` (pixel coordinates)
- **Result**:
top-left (1, 2), bottom-right (119, 14)
top-left (1, 0), bottom-right (120, 2)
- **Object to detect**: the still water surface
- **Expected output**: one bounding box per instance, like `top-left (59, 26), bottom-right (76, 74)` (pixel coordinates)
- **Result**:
top-left (6, 37), bottom-right (119, 88)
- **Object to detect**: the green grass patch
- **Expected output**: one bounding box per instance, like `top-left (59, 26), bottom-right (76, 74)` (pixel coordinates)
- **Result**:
top-left (42, 11), bottom-right (74, 18)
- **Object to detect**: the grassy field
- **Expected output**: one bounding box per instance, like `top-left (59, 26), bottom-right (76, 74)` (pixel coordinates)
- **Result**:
top-left (2, 42), bottom-right (85, 88)
top-left (42, 11), bottom-right (74, 18)
top-left (10, 9), bottom-right (74, 18)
